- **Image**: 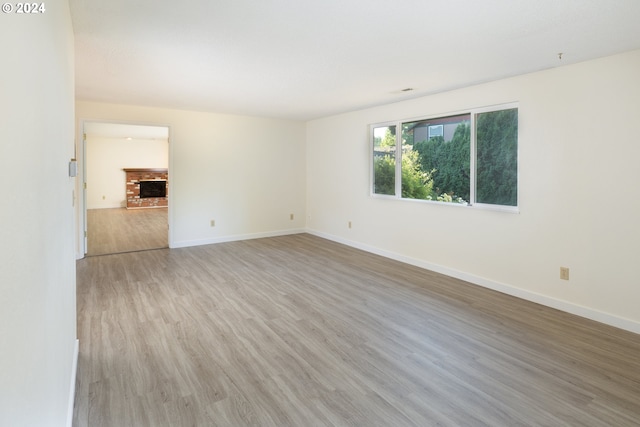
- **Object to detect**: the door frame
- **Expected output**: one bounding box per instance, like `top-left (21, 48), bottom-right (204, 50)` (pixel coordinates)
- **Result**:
top-left (76, 119), bottom-right (172, 258)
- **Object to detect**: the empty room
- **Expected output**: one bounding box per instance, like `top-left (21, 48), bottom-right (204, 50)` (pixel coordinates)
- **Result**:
top-left (2, 1), bottom-right (640, 426)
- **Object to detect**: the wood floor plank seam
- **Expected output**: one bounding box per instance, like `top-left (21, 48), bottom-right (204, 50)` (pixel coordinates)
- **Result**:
top-left (74, 234), bottom-right (640, 426)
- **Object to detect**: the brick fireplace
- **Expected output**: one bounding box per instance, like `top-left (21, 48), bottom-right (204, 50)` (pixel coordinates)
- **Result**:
top-left (123, 168), bottom-right (168, 209)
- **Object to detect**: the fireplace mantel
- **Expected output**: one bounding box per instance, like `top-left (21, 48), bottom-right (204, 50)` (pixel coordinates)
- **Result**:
top-left (123, 168), bottom-right (168, 173)
top-left (123, 168), bottom-right (168, 209)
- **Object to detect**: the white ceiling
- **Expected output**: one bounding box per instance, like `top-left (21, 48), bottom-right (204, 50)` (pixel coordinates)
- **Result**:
top-left (70, 0), bottom-right (640, 121)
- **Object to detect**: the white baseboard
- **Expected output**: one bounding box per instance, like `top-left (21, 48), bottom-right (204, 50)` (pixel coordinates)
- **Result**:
top-left (66, 339), bottom-right (79, 427)
top-left (87, 204), bottom-right (123, 210)
top-left (170, 228), bottom-right (306, 249)
top-left (306, 229), bottom-right (640, 335)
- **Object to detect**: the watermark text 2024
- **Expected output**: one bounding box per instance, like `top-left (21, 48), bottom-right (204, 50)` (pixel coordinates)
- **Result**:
top-left (2, 3), bottom-right (46, 14)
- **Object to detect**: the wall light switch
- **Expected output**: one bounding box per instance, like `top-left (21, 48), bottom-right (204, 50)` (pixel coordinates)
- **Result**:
top-left (68, 159), bottom-right (78, 177)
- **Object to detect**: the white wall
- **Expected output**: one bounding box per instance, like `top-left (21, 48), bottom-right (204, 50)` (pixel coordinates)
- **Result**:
top-left (0, 2), bottom-right (78, 426)
top-left (76, 103), bottom-right (307, 250)
top-left (306, 50), bottom-right (640, 333)
top-left (86, 136), bottom-right (168, 209)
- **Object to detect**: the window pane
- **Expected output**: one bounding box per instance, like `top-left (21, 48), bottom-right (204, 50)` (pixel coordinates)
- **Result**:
top-left (402, 114), bottom-right (470, 202)
top-left (373, 125), bottom-right (396, 195)
top-left (476, 108), bottom-right (518, 206)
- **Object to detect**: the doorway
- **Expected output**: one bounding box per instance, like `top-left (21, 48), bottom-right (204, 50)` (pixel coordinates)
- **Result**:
top-left (83, 122), bottom-right (170, 256)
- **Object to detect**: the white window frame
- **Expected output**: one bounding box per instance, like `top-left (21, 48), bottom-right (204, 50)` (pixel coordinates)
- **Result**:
top-left (370, 121), bottom-right (400, 198)
top-left (370, 102), bottom-right (519, 212)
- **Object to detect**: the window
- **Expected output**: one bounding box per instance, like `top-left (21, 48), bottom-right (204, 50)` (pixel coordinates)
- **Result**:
top-left (372, 124), bottom-right (397, 196)
top-left (402, 114), bottom-right (470, 202)
top-left (475, 108), bottom-right (518, 206)
top-left (371, 104), bottom-right (518, 208)
top-left (428, 124), bottom-right (443, 139)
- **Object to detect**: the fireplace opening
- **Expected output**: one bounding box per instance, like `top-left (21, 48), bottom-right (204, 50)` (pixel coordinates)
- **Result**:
top-left (139, 180), bottom-right (167, 198)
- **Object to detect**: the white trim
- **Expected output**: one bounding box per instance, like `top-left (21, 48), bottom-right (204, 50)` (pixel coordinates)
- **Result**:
top-left (167, 125), bottom-right (174, 249)
top-left (394, 124), bottom-right (402, 197)
top-left (77, 119), bottom-right (172, 258)
top-left (469, 109), bottom-right (477, 205)
top-left (369, 102), bottom-right (519, 209)
top-left (89, 203), bottom-right (125, 210)
top-left (66, 339), bottom-right (79, 427)
top-left (306, 229), bottom-right (640, 335)
top-left (369, 122), bottom-right (398, 197)
top-left (170, 228), bottom-right (306, 249)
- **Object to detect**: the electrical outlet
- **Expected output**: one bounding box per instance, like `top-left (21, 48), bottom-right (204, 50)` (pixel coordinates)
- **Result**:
top-left (560, 267), bottom-right (569, 280)
top-left (210, 220), bottom-right (215, 227)
top-left (290, 213), bottom-right (294, 220)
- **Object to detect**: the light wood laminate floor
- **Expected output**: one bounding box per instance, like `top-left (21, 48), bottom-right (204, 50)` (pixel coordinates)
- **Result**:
top-left (73, 234), bottom-right (640, 426)
top-left (87, 207), bottom-right (168, 256)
